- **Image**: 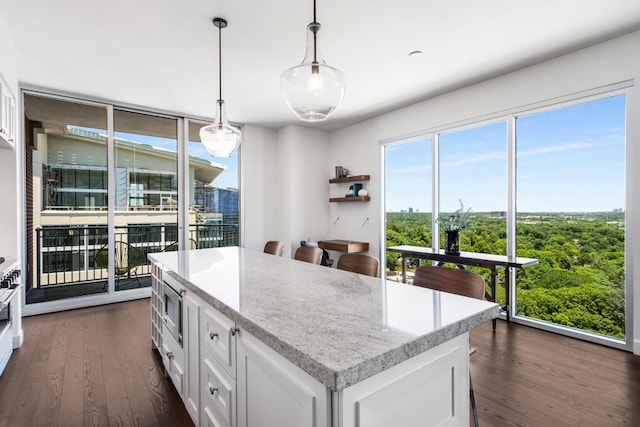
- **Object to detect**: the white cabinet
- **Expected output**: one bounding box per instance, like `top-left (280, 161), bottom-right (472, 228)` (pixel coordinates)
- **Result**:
top-left (338, 333), bottom-right (469, 427)
top-left (199, 303), bottom-right (237, 427)
top-left (201, 347), bottom-right (236, 427)
top-left (0, 74), bottom-right (16, 148)
top-left (161, 331), bottom-right (185, 398)
top-left (150, 263), bottom-right (163, 351)
top-left (237, 329), bottom-right (329, 427)
top-left (184, 293), bottom-right (202, 423)
top-left (201, 304), bottom-right (236, 378)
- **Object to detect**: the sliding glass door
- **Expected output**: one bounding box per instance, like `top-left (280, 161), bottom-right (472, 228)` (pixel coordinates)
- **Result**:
top-left (113, 110), bottom-right (179, 292)
top-left (25, 93), bottom-right (110, 304)
top-left (514, 95), bottom-right (626, 341)
top-left (23, 91), bottom-right (242, 313)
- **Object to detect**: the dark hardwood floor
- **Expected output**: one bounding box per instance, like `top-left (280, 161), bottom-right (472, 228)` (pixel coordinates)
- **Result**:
top-left (470, 321), bottom-right (640, 426)
top-left (1, 299), bottom-right (638, 426)
top-left (0, 299), bottom-right (193, 427)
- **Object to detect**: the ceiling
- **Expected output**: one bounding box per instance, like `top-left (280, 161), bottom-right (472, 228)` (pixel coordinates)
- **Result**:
top-left (2, 0), bottom-right (640, 132)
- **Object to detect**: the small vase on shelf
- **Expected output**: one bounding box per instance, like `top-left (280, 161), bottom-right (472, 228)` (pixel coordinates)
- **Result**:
top-left (444, 230), bottom-right (460, 256)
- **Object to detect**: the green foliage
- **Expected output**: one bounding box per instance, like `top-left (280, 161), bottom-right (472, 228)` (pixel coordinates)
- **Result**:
top-left (386, 211), bottom-right (626, 339)
top-left (436, 199), bottom-right (473, 231)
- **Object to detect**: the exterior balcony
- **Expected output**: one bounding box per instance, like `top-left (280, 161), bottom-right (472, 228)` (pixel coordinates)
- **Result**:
top-left (27, 223), bottom-right (238, 304)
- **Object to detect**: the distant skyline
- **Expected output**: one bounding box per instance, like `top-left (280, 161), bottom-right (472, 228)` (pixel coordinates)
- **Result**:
top-left (385, 94), bottom-right (625, 213)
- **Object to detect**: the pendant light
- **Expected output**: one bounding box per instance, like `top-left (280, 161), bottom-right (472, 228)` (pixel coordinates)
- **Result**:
top-left (281, 0), bottom-right (345, 122)
top-left (200, 17), bottom-right (241, 158)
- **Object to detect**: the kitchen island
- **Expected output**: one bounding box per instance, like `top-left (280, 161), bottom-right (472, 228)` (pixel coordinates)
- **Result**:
top-left (149, 247), bottom-right (498, 427)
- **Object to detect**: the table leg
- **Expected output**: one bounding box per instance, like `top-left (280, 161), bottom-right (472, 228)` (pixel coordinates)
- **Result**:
top-left (504, 267), bottom-right (511, 323)
top-left (401, 256), bottom-right (407, 284)
top-left (489, 266), bottom-right (497, 331)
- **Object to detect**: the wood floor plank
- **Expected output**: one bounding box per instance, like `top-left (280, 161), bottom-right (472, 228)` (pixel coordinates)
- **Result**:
top-left (83, 312), bottom-right (109, 427)
top-left (58, 309), bottom-right (85, 427)
top-left (96, 306), bottom-right (135, 426)
top-left (0, 316), bottom-right (44, 426)
top-left (111, 302), bottom-right (161, 427)
top-left (6, 322), bottom-right (56, 426)
top-left (32, 317), bottom-right (69, 426)
top-left (470, 321), bottom-right (640, 427)
top-left (120, 300), bottom-right (193, 426)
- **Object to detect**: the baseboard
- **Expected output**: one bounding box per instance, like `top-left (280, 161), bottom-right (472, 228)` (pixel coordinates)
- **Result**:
top-left (22, 287), bottom-right (151, 316)
top-left (13, 330), bottom-right (23, 349)
top-left (634, 339), bottom-right (640, 355)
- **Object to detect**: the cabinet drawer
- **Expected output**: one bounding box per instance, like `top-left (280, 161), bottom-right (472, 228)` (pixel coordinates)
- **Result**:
top-left (202, 350), bottom-right (236, 427)
top-left (203, 406), bottom-right (229, 427)
top-left (170, 359), bottom-right (184, 397)
top-left (161, 331), bottom-right (184, 397)
top-left (201, 305), bottom-right (236, 378)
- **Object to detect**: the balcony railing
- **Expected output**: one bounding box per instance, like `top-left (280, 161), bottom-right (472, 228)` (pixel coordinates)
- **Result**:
top-left (34, 223), bottom-right (239, 289)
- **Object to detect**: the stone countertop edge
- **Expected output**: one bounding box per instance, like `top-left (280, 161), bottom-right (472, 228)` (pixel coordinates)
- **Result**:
top-left (166, 270), bottom-right (499, 391)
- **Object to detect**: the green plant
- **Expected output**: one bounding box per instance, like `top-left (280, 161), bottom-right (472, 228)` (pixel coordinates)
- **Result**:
top-left (437, 199), bottom-right (472, 231)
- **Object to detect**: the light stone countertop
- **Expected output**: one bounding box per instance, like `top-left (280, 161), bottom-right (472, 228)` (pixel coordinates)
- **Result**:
top-left (149, 247), bottom-right (499, 391)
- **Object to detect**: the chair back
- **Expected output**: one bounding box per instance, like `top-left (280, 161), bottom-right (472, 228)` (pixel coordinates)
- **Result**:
top-left (293, 246), bottom-right (323, 264)
top-left (94, 241), bottom-right (145, 277)
top-left (336, 253), bottom-right (380, 277)
top-left (413, 265), bottom-right (485, 300)
top-left (264, 241), bottom-right (285, 257)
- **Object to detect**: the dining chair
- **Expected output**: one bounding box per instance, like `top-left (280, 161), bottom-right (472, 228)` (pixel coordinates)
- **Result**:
top-left (412, 265), bottom-right (485, 427)
top-left (263, 241), bottom-right (285, 257)
top-left (293, 246), bottom-right (323, 264)
top-left (336, 253), bottom-right (380, 277)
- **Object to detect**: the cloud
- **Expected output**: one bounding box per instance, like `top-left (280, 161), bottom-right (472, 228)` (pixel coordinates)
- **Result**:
top-left (392, 164), bottom-right (432, 174)
top-left (517, 141), bottom-right (593, 157)
top-left (441, 150), bottom-right (505, 168)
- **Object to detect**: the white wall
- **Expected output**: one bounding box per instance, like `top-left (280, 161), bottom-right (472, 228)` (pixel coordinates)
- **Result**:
top-left (242, 124), bottom-right (330, 257)
top-left (275, 126), bottom-right (330, 257)
top-left (326, 123), bottom-right (380, 261)
top-left (328, 30), bottom-right (640, 354)
top-left (0, 11), bottom-right (19, 259)
top-left (241, 125), bottom-right (278, 252)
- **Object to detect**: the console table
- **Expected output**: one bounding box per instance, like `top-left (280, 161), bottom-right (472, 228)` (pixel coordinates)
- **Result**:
top-left (387, 246), bottom-right (538, 327)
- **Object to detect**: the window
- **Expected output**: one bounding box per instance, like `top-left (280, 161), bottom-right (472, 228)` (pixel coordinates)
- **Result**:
top-left (383, 90), bottom-right (628, 347)
top-left (514, 94), bottom-right (626, 340)
top-left (384, 137), bottom-right (432, 278)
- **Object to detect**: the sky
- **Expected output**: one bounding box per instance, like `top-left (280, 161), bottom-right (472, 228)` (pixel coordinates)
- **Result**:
top-left (385, 94), bottom-right (626, 213)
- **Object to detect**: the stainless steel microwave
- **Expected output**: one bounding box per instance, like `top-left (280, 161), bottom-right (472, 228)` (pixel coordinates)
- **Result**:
top-left (163, 277), bottom-right (183, 347)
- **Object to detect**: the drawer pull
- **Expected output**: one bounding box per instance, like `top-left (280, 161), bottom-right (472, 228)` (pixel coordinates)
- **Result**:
top-left (209, 386), bottom-right (218, 395)
top-left (209, 331), bottom-right (218, 340)
top-left (166, 351), bottom-right (174, 360)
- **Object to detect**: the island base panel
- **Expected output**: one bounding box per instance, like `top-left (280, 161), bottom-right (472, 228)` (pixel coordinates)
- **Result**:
top-left (338, 333), bottom-right (469, 427)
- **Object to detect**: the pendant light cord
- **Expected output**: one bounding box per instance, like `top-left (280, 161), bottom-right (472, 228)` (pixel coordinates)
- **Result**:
top-left (218, 22), bottom-right (223, 124)
top-left (312, 0), bottom-right (318, 64)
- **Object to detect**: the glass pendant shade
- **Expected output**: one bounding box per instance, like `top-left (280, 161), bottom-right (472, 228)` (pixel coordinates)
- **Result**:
top-left (200, 99), bottom-right (241, 158)
top-left (281, 22), bottom-right (346, 122)
top-left (200, 17), bottom-right (241, 158)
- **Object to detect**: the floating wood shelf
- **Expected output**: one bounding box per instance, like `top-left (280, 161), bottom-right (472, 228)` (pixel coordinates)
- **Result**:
top-left (329, 196), bottom-right (370, 203)
top-left (318, 240), bottom-right (369, 253)
top-left (329, 175), bottom-right (370, 184)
